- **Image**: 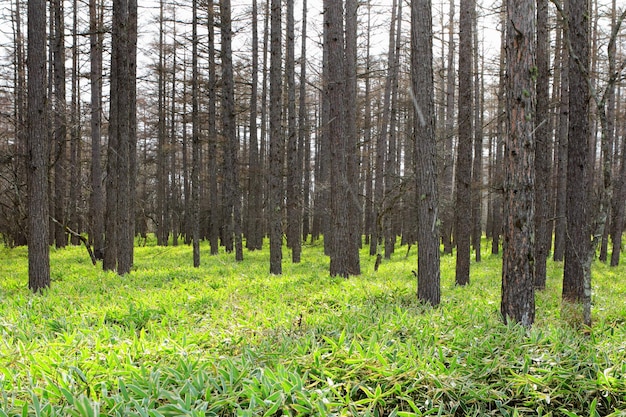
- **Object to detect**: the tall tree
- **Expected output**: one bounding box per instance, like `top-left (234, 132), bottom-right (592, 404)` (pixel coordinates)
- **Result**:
top-left (104, 0), bottom-right (136, 274)
top-left (27, 0), bottom-right (50, 291)
top-left (412, 0), bottom-right (440, 305)
top-left (441, 0), bottom-right (456, 255)
top-left (562, 0), bottom-right (591, 309)
top-left (247, 0), bottom-right (263, 251)
top-left (52, 0), bottom-right (68, 248)
top-left (268, 0), bottom-right (283, 274)
top-left (68, 0), bottom-right (82, 245)
top-left (299, 0), bottom-right (310, 242)
top-left (325, 0), bottom-right (360, 277)
top-left (191, 0), bottom-right (200, 267)
top-left (89, 0), bottom-right (105, 259)
top-left (471, 6), bottom-right (482, 263)
top-left (500, 0), bottom-right (536, 326)
top-left (370, 0), bottom-right (397, 258)
top-left (455, 0), bottom-right (474, 285)
top-left (155, 0), bottom-right (169, 246)
top-left (534, 0), bottom-right (551, 289)
top-left (207, 1), bottom-right (220, 255)
top-left (221, 0), bottom-right (243, 261)
top-left (286, 0), bottom-right (301, 262)
top-left (345, 0), bottom-right (361, 259)
top-left (553, 17), bottom-right (569, 262)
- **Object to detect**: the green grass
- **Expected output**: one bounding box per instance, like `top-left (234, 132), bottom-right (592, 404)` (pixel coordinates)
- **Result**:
top-left (0, 238), bottom-right (625, 416)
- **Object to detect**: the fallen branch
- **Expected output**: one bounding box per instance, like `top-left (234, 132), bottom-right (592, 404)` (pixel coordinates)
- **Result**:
top-left (50, 217), bottom-right (97, 265)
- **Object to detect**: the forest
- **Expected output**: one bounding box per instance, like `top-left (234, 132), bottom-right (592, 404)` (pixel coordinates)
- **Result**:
top-left (0, 0), bottom-right (626, 414)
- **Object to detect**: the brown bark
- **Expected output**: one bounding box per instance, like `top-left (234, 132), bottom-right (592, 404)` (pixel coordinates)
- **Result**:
top-left (412, 0), bottom-right (440, 306)
top-left (247, 0), bottom-right (263, 251)
top-left (455, 0), bottom-right (474, 285)
top-left (500, 0), bottom-right (536, 327)
top-left (534, 0), bottom-right (551, 289)
top-left (27, 0), bottom-right (51, 292)
top-left (89, 0), bottom-right (104, 259)
top-left (562, 0), bottom-right (591, 304)
top-left (269, 0), bottom-right (283, 274)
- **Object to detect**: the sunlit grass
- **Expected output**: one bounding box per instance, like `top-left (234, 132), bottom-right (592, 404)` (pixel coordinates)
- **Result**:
top-left (0, 237), bottom-right (625, 416)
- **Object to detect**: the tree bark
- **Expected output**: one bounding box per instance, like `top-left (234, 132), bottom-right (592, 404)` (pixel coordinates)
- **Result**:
top-left (221, 0), bottom-right (243, 261)
top-left (501, 0), bottom-right (536, 327)
top-left (563, 0), bottom-right (591, 304)
top-left (89, 0), bottom-right (104, 260)
top-left (286, 0), bottom-right (301, 263)
top-left (27, 0), bottom-right (51, 292)
top-left (52, 0), bottom-right (67, 249)
top-left (412, 0), bottom-right (440, 306)
top-left (326, 0), bottom-right (360, 277)
top-left (455, 0), bottom-right (474, 285)
top-left (534, 0), bottom-right (551, 289)
top-left (269, 0), bottom-right (283, 274)
top-left (191, 0), bottom-right (200, 267)
top-left (247, 0), bottom-right (263, 251)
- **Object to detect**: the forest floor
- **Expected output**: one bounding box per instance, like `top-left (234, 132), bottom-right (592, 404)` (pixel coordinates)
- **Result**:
top-left (0, 238), bottom-right (625, 416)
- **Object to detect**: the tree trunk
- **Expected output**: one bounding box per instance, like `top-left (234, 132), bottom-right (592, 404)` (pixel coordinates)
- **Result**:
top-left (553, 18), bottom-right (569, 262)
top-left (68, 0), bottom-right (82, 245)
top-left (441, 0), bottom-right (456, 255)
top-left (370, 0), bottom-right (396, 258)
top-left (345, 0), bottom-right (361, 261)
top-left (299, 0), bottom-right (310, 243)
top-left (562, 0), bottom-right (591, 305)
top-left (247, 0), bottom-right (263, 251)
top-left (269, 0), bottom-right (283, 274)
top-left (27, 0), bottom-right (51, 292)
top-left (286, 0), bottom-right (301, 263)
top-left (207, 1), bottom-right (220, 255)
top-left (89, 0), bottom-right (104, 260)
top-left (501, 0), bottom-right (536, 327)
top-left (52, 0), bottom-right (67, 249)
top-left (191, 0), bottom-right (200, 267)
top-left (412, 0), bottom-right (440, 306)
top-left (156, 0), bottom-right (168, 247)
top-left (491, 7), bottom-right (506, 256)
top-left (534, 0), bottom-right (551, 289)
top-left (325, 0), bottom-right (360, 277)
top-left (471, 7), bottom-right (482, 263)
top-left (221, 0), bottom-right (243, 261)
top-left (455, 0), bottom-right (474, 285)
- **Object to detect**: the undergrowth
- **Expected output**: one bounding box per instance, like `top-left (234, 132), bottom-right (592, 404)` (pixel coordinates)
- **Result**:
top-left (0, 238), bottom-right (625, 416)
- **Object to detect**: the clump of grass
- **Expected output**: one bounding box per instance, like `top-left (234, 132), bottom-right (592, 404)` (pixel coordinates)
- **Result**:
top-left (0, 239), bottom-right (625, 415)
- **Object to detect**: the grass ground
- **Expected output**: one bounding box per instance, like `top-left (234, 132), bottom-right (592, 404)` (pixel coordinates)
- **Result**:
top-left (0, 237), bottom-right (625, 416)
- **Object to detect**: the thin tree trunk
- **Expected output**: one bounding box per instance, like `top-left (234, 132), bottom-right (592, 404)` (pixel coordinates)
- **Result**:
top-left (534, 0), bottom-right (551, 289)
top-left (286, 0), bottom-right (301, 263)
top-left (299, 0), bottom-right (310, 243)
top-left (455, 0), bottom-right (474, 285)
top-left (221, 0), bottom-right (243, 261)
top-left (553, 17), bottom-right (569, 262)
top-left (27, 0), bottom-right (51, 291)
top-left (52, 0), bottom-right (67, 248)
top-left (89, 0), bottom-right (104, 259)
top-left (370, 0), bottom-right (396, 258)
top-left (191, 0), bottom-right (200, 267)
top-left (156, 0), bottom-right (168, 246)
top-left (269, 0), bottom-right (283, 274)
top-left (247, 0), bottom-right (263, 251)
top-left (345, 0), bottom-right (361, 260)
top-left (562, 0), bottom-right (591, 313)
top-left (471, 10), bottom-right (483, 263)
top-left (68, 0), bottom-right (81, 245)
top-left (207, 1), bottom-right (219, 255)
